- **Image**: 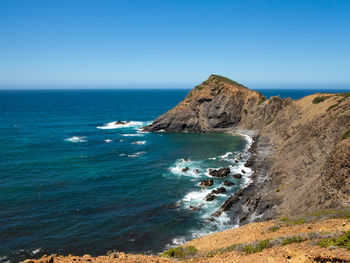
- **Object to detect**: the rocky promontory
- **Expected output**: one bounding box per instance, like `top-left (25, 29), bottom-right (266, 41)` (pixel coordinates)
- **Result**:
top-left (145, 74), bottom-right (350, 222)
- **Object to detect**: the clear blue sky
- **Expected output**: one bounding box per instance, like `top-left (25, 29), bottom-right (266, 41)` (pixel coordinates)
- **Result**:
top-left (1, 0), bottom-right (350, 88)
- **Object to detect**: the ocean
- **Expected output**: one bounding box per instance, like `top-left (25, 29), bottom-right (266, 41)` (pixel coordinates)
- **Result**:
top-left (0, 88), bottom-right (349, 262)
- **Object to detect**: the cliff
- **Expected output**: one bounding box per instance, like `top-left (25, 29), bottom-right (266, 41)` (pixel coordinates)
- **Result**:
top-left (145, 74), bottom-right (350, 221)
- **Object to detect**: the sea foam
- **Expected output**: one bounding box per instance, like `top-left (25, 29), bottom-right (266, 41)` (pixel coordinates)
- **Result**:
top-left (131, 141), bottom-right (146, 145)
top-left (65, 136), bottom-right (87, 143)
top-left (97, 121), bottom-right (144, 130)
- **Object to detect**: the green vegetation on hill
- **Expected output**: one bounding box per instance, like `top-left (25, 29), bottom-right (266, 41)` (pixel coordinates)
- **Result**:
top-left (209, 74), bottom-right (247, 88)
top-left (161, 246), bottom-right (197, 259)
top-left (312, 96), bottom-right (327, 104)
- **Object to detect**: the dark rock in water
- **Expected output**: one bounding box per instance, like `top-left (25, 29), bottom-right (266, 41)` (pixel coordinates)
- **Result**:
top-left (209, 167), bottom-right (230, 177)
top-left (212, 187), bottom-right (226, 194)
top-left (183, 158), bottom-right (189, 162)
top-left (115, 120), bottom-right (129, 125)
top-left (207, 217), bottom-right (216, 222)
top-left (244, 156), bottom-right (256, 167)
top-left (209, 168), bottom-right (213, 173)
top-left (211, 210), bottom-right (222, 217)
top-left (241, 169), bottom-right (246, 174)
top-left (199, 179), bottom-right (214, 187)
top-left (205, 194), bottom-right (217, 201)
top-left (233, 173), bottom-right (242, 179)
top-left (223, 180), bottom-right (235, 186)
top-left (189, 205), bottom-right (200, 211)
top-left (235, 160), bottom-right (239, 163)
top-left (194, 169), bottom-right (199, 174)
top-left (182, 167), bottom-right (190, 172)
top-left (219, 189), bottom-right (245, 212)
top-left (238, 156), bottom-right (243, 160)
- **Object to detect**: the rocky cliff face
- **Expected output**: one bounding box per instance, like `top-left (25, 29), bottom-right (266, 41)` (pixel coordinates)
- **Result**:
top-left (144, 75), bottom-right (267, 132)
top-left (145, 75), bottom-right (350, 221)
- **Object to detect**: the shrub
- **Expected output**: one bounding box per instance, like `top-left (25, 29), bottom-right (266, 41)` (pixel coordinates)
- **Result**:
top-left (327, 103), bottom-right (339, 111)
top-left (266, 119), bottom-right (274, 125)
top-left (342, 130), bottom-right (350, 140)
top-left (243, 109), bottom-right (248, 114)
top-left (282, 235), bottom-right (304, 245)
top-left (268, 225), bottom-right (281, 232)
top-left (210, 74), bottom-right (247, 88)
top-left (161, 246), bottom-right (197, 259)
top-left (242, 240), bottom-right (271, 254)
top-left (312, 96), bottom-right (327, 104)
top-left (258, 97), bottom-right (266, 105)
top-left (210, 91), bottom-right (216, 96)
top-left (318, 231), bottom-right (350, 250)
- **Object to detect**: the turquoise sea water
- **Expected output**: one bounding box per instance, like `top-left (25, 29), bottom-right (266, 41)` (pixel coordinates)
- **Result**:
top-left (1, 88), bottom-right (349, 262)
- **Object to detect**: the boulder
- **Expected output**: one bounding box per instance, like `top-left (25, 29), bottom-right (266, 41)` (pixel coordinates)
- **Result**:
top-left (223, 180), bottom-right (235, 186)
top-left (212, 187), bottom-right (226, 194)
top-left (209, 167), bottom-right (230, 177)
top-left (183, 158), bottom-right (189, 162)
top-left (233, 173), bottom-right (242, 179)
top-left (189, 205), bottom-right (200, 211)
top-left (115, 120), bottom-right (129, 125)
top-left (205, 194), bottom-right (217, 201)
top-left (241, 169), bottom-right (246, 174)
top-left (219, 189), bottom-right (245, 212)
top-left (194, 169), bottom-right (199, 174)
top-left (199, 179), bottom-right (214, 187)
top-left (182, 167), bottom-right (190, 172)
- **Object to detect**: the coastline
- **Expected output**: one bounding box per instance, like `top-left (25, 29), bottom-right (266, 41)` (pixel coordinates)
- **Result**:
top-left (163, 130), bottom-right (258, 252)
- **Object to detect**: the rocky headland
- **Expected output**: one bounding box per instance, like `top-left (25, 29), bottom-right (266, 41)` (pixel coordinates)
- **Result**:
top-left (23, 75), bottom-right (350, 262)
top-left (145, 74), bottom-right (350, 223)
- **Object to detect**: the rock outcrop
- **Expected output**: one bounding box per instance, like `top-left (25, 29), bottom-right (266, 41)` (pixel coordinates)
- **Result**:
top-left (145, 74), bottom-right (350, 222)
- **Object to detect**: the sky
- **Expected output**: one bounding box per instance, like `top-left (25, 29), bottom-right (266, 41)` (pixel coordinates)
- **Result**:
top-left (0, 0), bottom-right (350, 88)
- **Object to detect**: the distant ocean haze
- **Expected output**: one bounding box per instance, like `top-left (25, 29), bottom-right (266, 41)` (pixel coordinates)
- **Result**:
top-left (0, 87), bottom-right (350, 263)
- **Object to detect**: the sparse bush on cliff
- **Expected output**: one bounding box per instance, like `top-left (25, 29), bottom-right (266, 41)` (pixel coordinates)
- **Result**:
top-left (282, 235), bottom-right (305, 245)
top-left (161, 246), bottom-right (197, 259)
top-left (242, 239), bottom-right (271, 254)
top-left (312, 96), bottom-right (327, 104)
top-left (318, 231), bottom-right (350, 250)
top-left (342, 130), bottom-right (350, 140)
top-left (327, 103), bottom-right (339, 111)
top-left (243, 109), bottom-right (248, 114)
top-left (258, 97), bottom-right (266, 105)
top-left (210, 74), bottom-right (247, 88)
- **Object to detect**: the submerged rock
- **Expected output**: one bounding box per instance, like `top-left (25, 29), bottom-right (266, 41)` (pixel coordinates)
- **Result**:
top-left (115, 120), bottom-right (129, 125)
top-left (209, 167), bottom-right (230, 177)
top-left (189, 205), bottom-right (200, 211)
top-left (182, 167), bottom-right (190, 172)
top-left (219, 189), bottom-right (245, 212)
top-left (199, 179), bottom-right (214, 187)
top-left (223, 180), bottom-right (235, 186)
top-left (205, 194), bottom-right (217, 201)
top-left (212, 187), bottom-right (226, 194)
top-left (233, 173), bottom-right (242, 179)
